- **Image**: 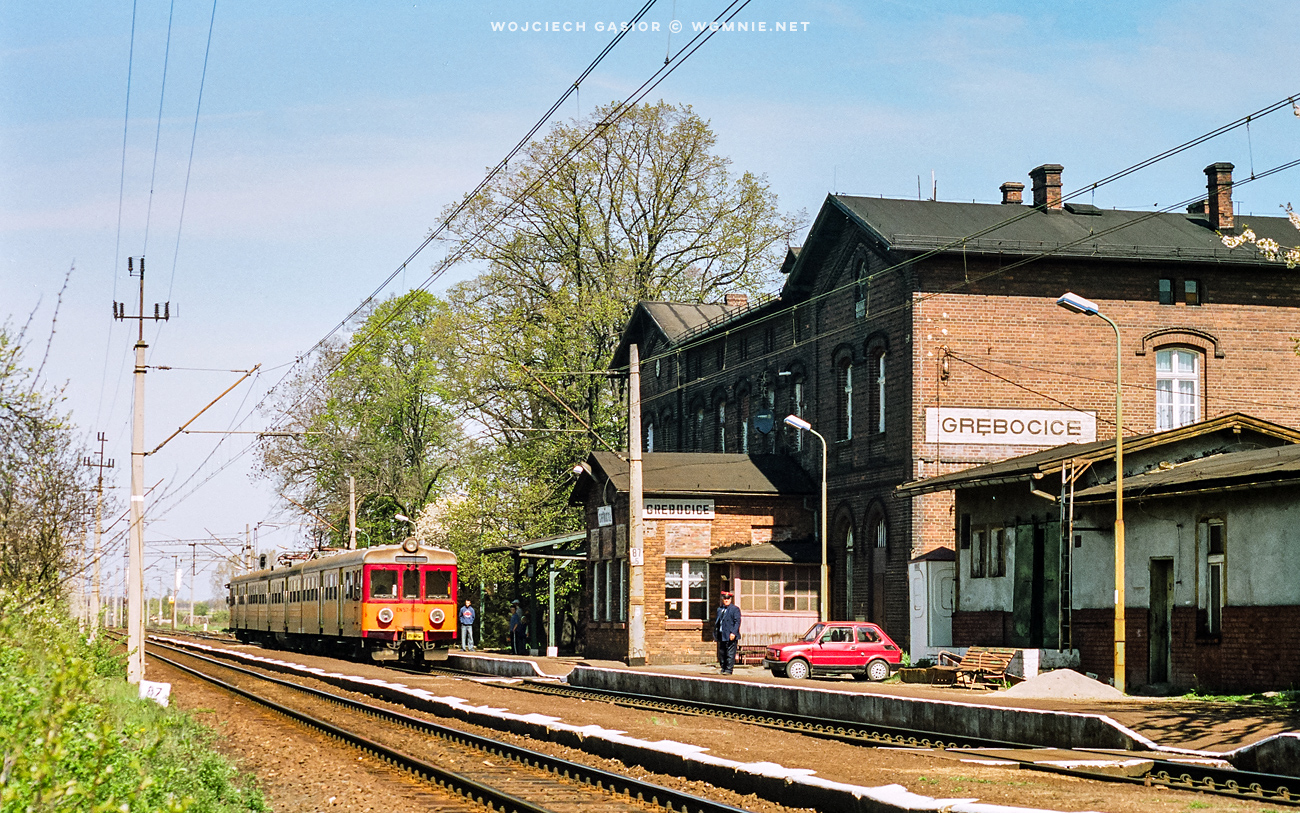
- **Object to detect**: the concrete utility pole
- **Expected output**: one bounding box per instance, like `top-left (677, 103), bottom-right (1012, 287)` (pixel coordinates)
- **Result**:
top-left (627, 344), bottom-right (645, 665)
top-left (349, 474), bottom-right (358, 550)
top-left (113, 256), bottom-right (171, 684)
top-left (172, 556), bottom-right (181, 630)
top-left (82, 433), bottom-right (114, 642)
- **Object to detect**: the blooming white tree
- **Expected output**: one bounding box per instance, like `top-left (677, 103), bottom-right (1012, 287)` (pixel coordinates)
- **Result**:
top-left (1221, 205), bottom-right (1300, 268)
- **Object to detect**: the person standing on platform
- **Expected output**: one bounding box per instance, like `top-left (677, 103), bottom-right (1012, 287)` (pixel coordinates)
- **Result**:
top-left (458, 598), bottom-right (477, 651)
top-left (508, 599), bottom-right (526, 655)
top-left (713, 590), bottom-right (742, 674)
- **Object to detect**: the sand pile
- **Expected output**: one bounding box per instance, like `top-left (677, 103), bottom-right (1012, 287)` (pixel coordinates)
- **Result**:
top-left (1000, 668), bottom-right (1128, 701)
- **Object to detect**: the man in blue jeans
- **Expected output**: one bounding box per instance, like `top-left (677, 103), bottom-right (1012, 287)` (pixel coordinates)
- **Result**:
top-left (457, 598), bottom-right (476, 651)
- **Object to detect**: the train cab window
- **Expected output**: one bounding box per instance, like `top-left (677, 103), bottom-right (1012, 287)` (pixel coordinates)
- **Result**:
top-left (370, 569), bottom-right (398, 598)
top-left (425, 570), bottom-right (451, 599)
top-left (402, 569), bottom-right (420, 599)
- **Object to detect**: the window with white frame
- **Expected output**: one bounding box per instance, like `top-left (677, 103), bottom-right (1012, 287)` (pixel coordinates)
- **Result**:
top-left (737, 564), bottom-right (818, 612)
top-left (876, 351), bottom-right (886, 434)
top-left (874, 516), bottom-right (886, 548)
top-left (1156, 348), bottom-right (1200, 430)
top-left (1200, 517), bottom-right (1225, 635)
top-left (664, 559), bottom-right (708, 620)
top-left (716, 400), bottom-right (727, 452)
top-left (792, 379), bottom-right (806, 451)
top-left (837, 359), bottom-right (853, 441)
top-left (645, 421), bottom-right (655, 453)
top-left (592, 561), bottom-right (603, 621)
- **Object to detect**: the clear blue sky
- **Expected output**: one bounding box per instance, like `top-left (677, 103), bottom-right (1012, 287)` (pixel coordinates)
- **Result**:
top-left (2, 1), bottom-right (1297, 598)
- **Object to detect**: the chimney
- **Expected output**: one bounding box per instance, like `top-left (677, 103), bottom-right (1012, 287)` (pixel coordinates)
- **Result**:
top-left (1029, 164), bottom-right (1064, 210)
top-left (1000, 181), bottom-right (1025, 205)
top-left (724, 293), bottom-right (749, 309)
top-left (1205, 162), bottom-right (1234, 232)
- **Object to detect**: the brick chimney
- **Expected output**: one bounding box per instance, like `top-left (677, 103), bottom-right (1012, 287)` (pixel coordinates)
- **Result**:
top-left (1205, 162), bottom-right (1234, 232)
top-left (1000, 181), bottom-right (1025, 205)
top-left (1029, 164), bottom-right (1064, 210)
top-left (724, 293), bottom-right (749, 309)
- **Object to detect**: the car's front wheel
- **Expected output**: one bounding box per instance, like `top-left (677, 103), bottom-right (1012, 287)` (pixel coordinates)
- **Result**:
top-left (865, 658), bottom-right (891, 682)
top-left (785, 658), bottom-right (811, 680)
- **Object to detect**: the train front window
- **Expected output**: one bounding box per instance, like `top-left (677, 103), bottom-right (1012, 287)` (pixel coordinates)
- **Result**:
top-left (370, 570), bottom-right (398, 598)
top-left (425, 569), bottom-right (451, 599)
top-left (402, 569), bottom-right (420, 599)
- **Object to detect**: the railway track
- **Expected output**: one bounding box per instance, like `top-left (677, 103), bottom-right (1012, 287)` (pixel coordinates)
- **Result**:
top-left (145, 638), bottom-right (758, 813)
top-left (477, 671), bottom-right (1300, 807)
top-left (150, 634), bottom-right (1300, 809)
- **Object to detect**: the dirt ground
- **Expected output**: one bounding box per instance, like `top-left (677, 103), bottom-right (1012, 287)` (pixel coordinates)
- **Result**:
top-left (148, 642), bottom-right (1300, 813)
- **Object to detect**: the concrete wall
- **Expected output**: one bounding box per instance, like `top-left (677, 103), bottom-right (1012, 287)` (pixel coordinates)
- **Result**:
top-left (568, 665), bottom-right (1151, 752)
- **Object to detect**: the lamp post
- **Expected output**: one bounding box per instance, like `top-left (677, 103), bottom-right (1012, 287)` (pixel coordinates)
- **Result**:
top-left (784, 414), bottom-right (828, 622)
top-left (1056, 292), bottom-right (1126, 694)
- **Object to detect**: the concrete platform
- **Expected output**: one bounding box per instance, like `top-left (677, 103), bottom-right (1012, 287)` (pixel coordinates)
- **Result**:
top-left (445, 651), bottom-right (1300, 775)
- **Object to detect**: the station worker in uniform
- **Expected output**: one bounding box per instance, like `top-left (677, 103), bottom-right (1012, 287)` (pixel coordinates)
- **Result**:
top-left (713, 590), bottom-right (741, 674)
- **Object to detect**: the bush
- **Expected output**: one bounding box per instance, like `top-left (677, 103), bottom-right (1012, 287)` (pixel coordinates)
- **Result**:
top-left (0, 590), bottom-right (267, 813)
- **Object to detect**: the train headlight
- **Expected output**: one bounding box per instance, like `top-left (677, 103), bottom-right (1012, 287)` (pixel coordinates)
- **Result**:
top-left (430, 608), bottom-right (445, 625)
top-left (377, 607), bottom-right (394, 625)
top-left (401, 538), bottom-right (419, 554)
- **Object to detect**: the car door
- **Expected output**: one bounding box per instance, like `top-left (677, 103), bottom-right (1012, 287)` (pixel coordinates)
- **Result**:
top-left (815, 625), bottom-right (855, 670)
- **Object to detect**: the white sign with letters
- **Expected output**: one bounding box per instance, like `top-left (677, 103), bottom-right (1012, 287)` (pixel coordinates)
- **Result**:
top-left (596, 505), bottom-right (613, 527)
top-left (642, 498), bottom-right (715, 520)
top-left (925, 408), bottom-right (1096, 446)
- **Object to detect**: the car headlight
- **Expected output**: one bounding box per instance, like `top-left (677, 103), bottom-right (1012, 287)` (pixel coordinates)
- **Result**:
top-left (430, 608), bottom-right (445, 624)
top-left (377, 607), bottom-right (394, 624)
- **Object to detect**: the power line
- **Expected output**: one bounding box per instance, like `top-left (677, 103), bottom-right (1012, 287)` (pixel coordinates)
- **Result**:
top-left (142, 0), bottom-right (178, 256)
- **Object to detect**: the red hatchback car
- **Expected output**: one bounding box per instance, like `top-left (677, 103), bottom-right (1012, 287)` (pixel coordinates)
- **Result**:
top-left (763, 621), bottom-right (903, 681)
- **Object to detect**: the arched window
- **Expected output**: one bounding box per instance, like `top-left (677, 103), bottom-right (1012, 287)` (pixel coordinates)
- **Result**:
top-left (645, 421), bottom-right (655, 453)
top-left (837, 358), bottom-right (854, 441)
top-left (1156, 348), bottom-right (1201, 430)
top-left (790, 374), bottom-right (806, 451)
top-left (874, 515), bottom-right (887, 548)
top-left (692, 404), bottom-right (706, 451)
top-left (737, 388), bottom-right (751, 454)
top-left (875, 350), bottom-right (886, 434)
top-left (716, 399), bottom-right (727, 452)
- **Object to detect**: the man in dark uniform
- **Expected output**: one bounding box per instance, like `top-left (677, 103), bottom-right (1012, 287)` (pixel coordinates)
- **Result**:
top-left (508, 599), bottom-right (526, 655)
top-left (713, 590), bottom-right (742, 674)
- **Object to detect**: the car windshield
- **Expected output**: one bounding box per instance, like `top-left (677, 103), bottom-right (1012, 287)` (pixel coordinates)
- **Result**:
top-left (801, 623), bottom-right (826, 642)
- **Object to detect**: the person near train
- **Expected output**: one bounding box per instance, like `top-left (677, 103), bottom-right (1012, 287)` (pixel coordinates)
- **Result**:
top-left (458, 598), bottom-right (476, 651)
top-left (508, 599), bottom-right (526, 655)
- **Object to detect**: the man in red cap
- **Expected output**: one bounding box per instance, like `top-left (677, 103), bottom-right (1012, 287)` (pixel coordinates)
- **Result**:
top-left (713, 589), bottom-right (742, 674)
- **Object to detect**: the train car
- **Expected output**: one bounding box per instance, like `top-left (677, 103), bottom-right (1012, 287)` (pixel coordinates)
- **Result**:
top-left (227, 539), bottom-right (457, 664)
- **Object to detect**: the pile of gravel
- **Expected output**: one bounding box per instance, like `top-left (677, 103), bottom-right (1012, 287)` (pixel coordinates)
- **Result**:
top-left (1000, 668), bottom-right (1128, 701)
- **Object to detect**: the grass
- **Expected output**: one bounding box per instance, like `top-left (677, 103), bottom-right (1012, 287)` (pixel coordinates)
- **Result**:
top-left (0, 589), bottom-right (267, 813)
top-left (1178, 687), bottom-right (1300, 707)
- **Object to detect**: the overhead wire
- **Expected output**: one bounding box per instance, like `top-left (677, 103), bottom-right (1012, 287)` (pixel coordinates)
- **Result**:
top-left (632, 153), bottom-right (1300, 414)
top-left (149, 0), bottom-right (753, 520)
top-left (142, 0), bottom-right (178, 257)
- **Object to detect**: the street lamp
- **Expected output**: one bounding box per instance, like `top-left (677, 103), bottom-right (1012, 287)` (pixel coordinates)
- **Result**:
top-left (784, 414), bottom-right (829, 622)
top-left (1056, 291), bottom-right (1126, 693)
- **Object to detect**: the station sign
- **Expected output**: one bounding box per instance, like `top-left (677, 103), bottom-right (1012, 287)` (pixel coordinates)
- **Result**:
top-left (642, 498), bottom-right (715, 520)
top-left (925, 407), bottom-right (1096, 446)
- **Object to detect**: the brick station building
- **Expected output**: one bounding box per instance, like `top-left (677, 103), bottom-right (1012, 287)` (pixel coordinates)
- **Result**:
top-left (610, 161), bottom-right (1300, 658)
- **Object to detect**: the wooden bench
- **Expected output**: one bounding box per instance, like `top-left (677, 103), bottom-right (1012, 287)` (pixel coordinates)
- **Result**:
top-left (738, 644), bottom-right (768, 666)
top-left (937, 647), bottom-right (1018, 687)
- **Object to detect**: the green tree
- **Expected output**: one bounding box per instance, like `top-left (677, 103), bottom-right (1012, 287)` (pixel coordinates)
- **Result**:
top-left (0, 322), bottom-right (91, 589)
top-left (441, 101), bottom-right (801, 543)
top-left (257, 292), bottom-right (464, 547)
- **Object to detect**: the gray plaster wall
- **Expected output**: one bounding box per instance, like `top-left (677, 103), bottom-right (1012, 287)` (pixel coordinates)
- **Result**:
top-left (568, 665), bottom-right (1151, 751)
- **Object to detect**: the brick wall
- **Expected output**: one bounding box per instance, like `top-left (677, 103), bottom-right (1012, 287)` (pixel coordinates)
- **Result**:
top-left (579, 490), bottom-right (814, 664)
top-left (952, 610), bottom-right (1011, 646)
top-left (628, 207), bottom-right (1300, 660)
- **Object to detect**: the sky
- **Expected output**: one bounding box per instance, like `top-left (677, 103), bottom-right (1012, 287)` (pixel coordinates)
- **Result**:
top-left (2, 0), bottom-right (1298, 601)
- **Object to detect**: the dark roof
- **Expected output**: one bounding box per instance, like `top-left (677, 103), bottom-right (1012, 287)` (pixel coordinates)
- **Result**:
top-left (611, 301), bottom-right (736, 368)
top-left (710, 539), bottom-right (819, 564)
top-left (896, 413), bottom-right (1300, 496)
top-left (830, 196), bottom-right (1298, 265)
top-left (481, 531), bottom-right (586, 556)
top-left (570, 452), bottom-right (816, 504)
top-left (1073, 443), bottom-right (1300, 503)
top-left (910, 547), bottom-right (956, 563)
